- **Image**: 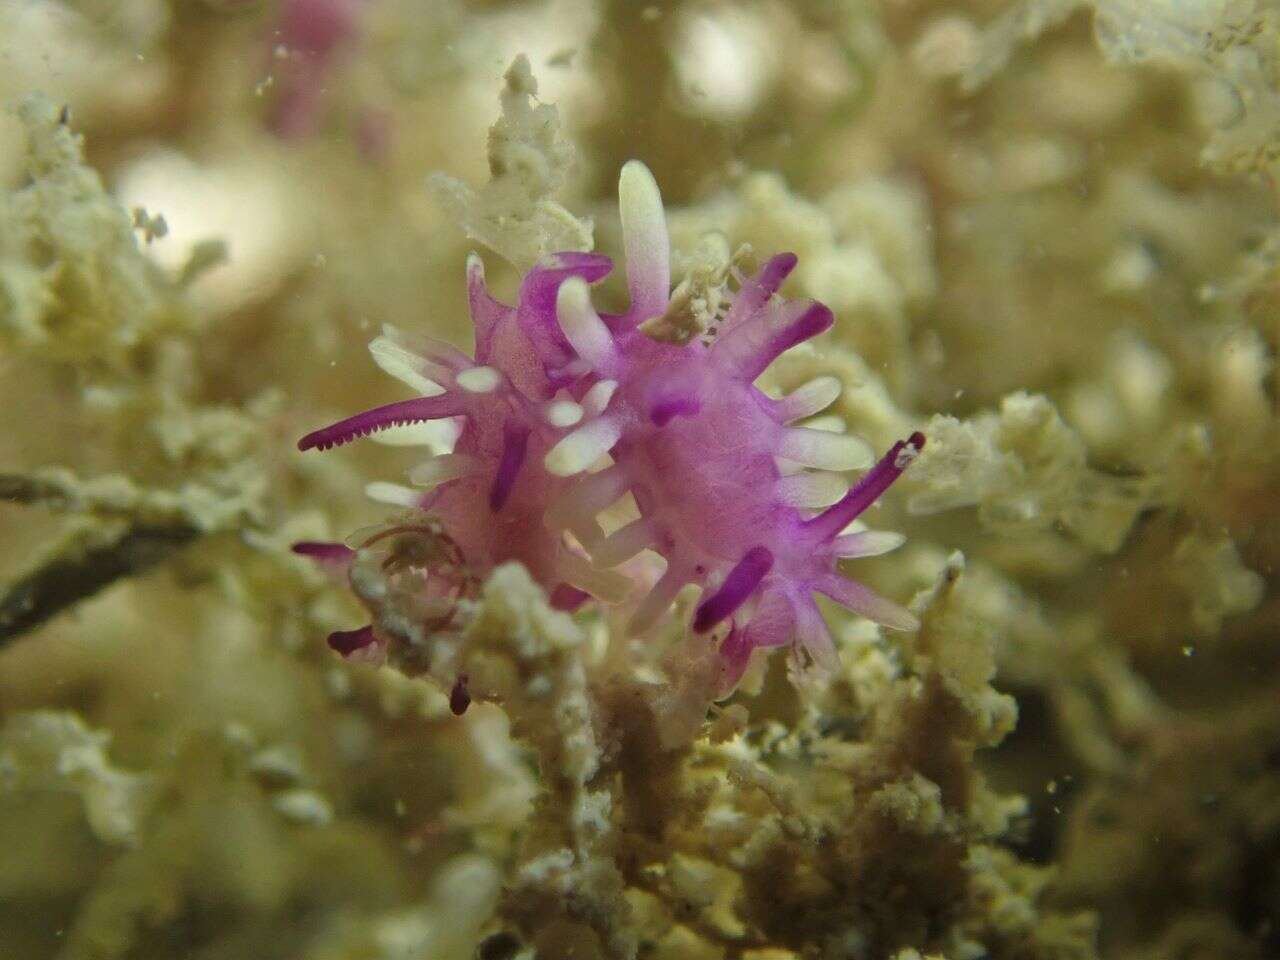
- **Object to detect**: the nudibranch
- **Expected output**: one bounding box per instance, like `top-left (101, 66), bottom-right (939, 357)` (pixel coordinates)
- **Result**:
top-left (297, 161), bottom-right (922, 689)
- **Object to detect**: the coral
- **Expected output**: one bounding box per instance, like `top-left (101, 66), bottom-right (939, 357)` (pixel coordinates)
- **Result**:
top-left (0, 96), bottom-right (274, 648)
top-left (331, 557), bottom-right (1094, 960)
top-left (0, 95), bottom-right (182, 369)
top-left (1056, 697), bottom-right (1280, 959)
top-left (906, 393), bottom-right (1154, 553)
top-left (428, 54), bottom-right (593, 272)
top-left (964, 0), bottom-right (1280, 175)
top-left (1168, 532), bottom-right (1265, 635)
top-left (0, 711), bottom-right (154, 845)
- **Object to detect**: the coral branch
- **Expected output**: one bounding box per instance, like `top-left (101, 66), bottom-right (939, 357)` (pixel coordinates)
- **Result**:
top-left (0, 521), bottom-right (197, 646)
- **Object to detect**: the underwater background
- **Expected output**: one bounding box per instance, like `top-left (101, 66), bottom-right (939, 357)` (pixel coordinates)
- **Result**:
top-left (0, 1), bottom-right (1278, 958)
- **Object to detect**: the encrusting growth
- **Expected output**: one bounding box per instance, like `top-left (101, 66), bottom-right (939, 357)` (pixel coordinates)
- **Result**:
top-left (298, 161), bottom-right (923, 689)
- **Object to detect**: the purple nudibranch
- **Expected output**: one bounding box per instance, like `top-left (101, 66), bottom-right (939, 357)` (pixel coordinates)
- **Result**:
top-left (298, 161), bottom-right (923, 691)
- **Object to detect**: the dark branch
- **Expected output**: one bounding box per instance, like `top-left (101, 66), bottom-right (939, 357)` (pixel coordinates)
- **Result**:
top-left (0, 522), bottom-right (198, 646)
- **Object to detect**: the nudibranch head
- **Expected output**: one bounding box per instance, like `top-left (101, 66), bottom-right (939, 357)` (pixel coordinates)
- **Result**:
top-left (298, 160), bottom-right (922, 690)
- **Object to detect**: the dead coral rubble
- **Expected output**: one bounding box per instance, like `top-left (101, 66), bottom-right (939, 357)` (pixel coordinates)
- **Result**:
top-left (357, 559), bottom-right (1095, 960)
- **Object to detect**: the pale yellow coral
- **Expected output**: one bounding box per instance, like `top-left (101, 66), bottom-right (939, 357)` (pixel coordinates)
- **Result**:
top-left (907, 393), bottom-right (1154, 552)
top-left (0, 711), bottom-right (154, 845)
top-left (1, 94), bottom-right (183, 368)
top-left (428, 55), bottom-right (593, 271)
top-left (1169, 532), bottom-right (1265, 635)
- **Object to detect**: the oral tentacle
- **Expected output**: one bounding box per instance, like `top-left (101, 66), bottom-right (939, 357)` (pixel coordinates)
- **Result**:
top-left (792, 594), bottom-right (839, 671)
top-left (380, 324), bottom-right (474, 372)
top-left (364, 481), bottom-right (422, 508)
top-left (466, 253), bottom-right (512, 361)
top-left (556, 548), bottom-right (632, 603)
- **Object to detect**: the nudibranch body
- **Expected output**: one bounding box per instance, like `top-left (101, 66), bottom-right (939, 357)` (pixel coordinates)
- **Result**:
top-left (298, 161), bottom-right (922, 689)
top-left (298, 254), bottom-right (629, 609)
